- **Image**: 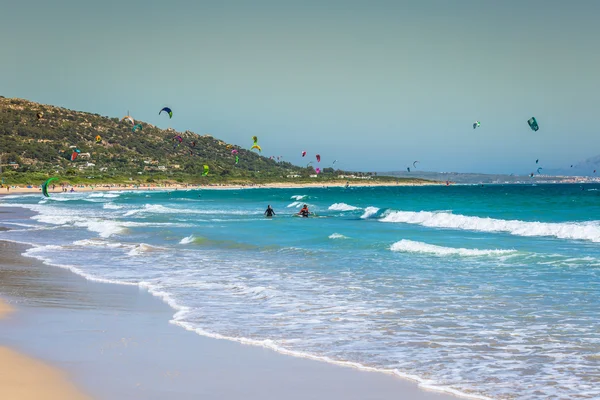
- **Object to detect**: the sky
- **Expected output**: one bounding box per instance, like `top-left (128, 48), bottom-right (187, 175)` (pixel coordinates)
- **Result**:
top-left (2, 0), bottom-right (599, 173)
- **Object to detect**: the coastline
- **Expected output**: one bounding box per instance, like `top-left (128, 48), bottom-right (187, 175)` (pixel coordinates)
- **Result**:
top-left (0, 179), bottom-right (440, 196)
top-left (0, 206), bottom-right (459, 400)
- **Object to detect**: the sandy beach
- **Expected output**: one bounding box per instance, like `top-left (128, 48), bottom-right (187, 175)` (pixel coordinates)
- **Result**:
top-left (0, 179), bottom-right (440, 196)
top-left (1, 296), bottom-right (90, 400)
top-left (0, 207), bottom-right (458, 400)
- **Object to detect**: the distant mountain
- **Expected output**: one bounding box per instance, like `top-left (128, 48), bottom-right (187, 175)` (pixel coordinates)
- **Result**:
top-left (544, 155), bottom-right (600, 177)
top-left (380, 170), bottom-right (598, 184)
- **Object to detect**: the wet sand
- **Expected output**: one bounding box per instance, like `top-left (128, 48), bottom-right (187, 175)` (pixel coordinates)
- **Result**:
top-left (0, 209), bottom-right (458, 400)
top-left (1, 295), bottom-right (90, 399)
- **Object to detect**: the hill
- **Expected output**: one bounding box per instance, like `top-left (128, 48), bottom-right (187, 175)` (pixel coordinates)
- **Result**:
top-left (0, 96), bottom-right (392, 185)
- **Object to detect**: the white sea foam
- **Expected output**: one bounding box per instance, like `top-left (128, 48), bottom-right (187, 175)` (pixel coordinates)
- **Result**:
top-left (127, 243), bottom-right (164, 256)
top-left (88, 193), bottom-right (120, 198)
top-left (103, 203), bottom-right (123, 210)
top-left (328, 203), bottom-right (361, 211)
top-left (360, 207), bottom-right (380, 219)
top-left (291, 195), bottom-right (307, 200)
top-left (180, 235), bottom-right (195, 244)
top-left (329, 233), bottom-right (349, 239)
top-left (381, 210), bottom-right (600, 242)
top-left (390, 240), bottom-right (516, 257)
top-left (125, 204), bottom-right (261, 216)
top-left (287, 201), bottom-right (304, 208)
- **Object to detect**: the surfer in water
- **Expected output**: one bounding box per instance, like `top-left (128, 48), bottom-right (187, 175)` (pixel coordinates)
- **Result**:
top-left (264, 205), bottom-right (276, 217)
top-left (298, 204), bottom-right (311, 218)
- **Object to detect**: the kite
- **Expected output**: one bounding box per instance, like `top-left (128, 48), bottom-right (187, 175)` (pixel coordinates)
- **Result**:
top-left (251, 136), bottom-right (261, 152)
top-left (159, 107), bottom-right (173, 118)
top-left (36, 112), bottom-right (44, 120)
top-left (70, 152), bottom-right (78, 161)
top-left (41, 177), bottom-right (59, 198)
top-left (536, 159), bottom-right (539, 164)
top-left (473, 121), bottom-right (480, 129)
top-left (413, 161), bottom-right (419, 168)
top-left (231, 149), bottom-right (238, 155)
top-left (316, 154), bottom-right (321, 162)
top-left (202, 165), bottom-right (209, 176)
top-left (132, 124), bottom-right (143, 133)
top-left (122, 116), bottom-right (134, 125)
top-left (235, 155), bottom-right (239, 164)
top-left (315, 167), bottom-right (321, 174)
top-left (530, 173), bottom-right (534, 177)
top-left (528, 117), bottom-right (539, 132)
top-left (537, 167), bottom-right (543, 174)
top-left (332, 160), bottom-right (338, 167)
top-left (301, 151), bottom-right (306, 157)
top-left (407, 167), bottom-right (411, 172)
top-left (95, 135), bottom-right (102, 143)
top-left (226, 144), bottom-right (232, 150)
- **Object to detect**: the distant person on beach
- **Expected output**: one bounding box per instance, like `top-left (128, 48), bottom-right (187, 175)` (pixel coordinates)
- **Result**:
top-left (264, 205), bottom-right (276, 217)
top-left (298, 204), bottom-right (311, 218)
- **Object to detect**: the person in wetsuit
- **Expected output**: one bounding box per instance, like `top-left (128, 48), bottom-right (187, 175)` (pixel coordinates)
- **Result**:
top-left (264, 205), bottom-right (276, 217)
top-left (298, 204), bottom-right (310, 218)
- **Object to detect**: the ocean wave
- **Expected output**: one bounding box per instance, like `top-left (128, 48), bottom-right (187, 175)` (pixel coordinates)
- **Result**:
top-left (360, 207), bottom-right (380, 219)
top-left (328, 203), bottom-right (361, 211)
top-left (329, 233), bottom-right (349, 239)
top-left (127, 243), bottom-right (165, 256)
top-left (103, 203), bottom-right (123, 210)
top-left (287, 201), bottom-right (304, 208)
top-left (88, 193), bottom-right (120, 198)
top-left (180, 235), bottom-right (195, 244)
top-left (290, 195), bottom-right (307, 200)
top-left (124, 203), bottom-right (261, 216)
top-left (380, 210), bottom-right (600, 242)
top-left (390, 240), bottom-right (517, 257)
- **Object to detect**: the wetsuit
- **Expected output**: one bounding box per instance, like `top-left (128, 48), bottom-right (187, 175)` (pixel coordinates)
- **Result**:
top-left (299, 208), bottom-right (309, 217)
top-left (265, 207), bottom-right (275, 217)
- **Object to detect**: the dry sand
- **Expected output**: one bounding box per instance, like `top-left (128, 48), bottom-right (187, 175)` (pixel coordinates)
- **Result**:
top-left (0, 298), bottom-right (90, 400)
top-left (0, 346), bottom-right (91, 400)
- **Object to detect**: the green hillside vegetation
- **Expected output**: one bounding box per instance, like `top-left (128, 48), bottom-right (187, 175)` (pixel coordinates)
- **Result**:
top-left (0, 96), bottom-right (426, 185)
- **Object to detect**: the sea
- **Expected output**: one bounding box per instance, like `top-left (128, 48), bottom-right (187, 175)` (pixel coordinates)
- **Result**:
top-left (1, 184), bottom-right (599, 400)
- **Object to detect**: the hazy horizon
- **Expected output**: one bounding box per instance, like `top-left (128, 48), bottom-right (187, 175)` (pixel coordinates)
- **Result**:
top-left (3, 0), bottom-right (599, 173)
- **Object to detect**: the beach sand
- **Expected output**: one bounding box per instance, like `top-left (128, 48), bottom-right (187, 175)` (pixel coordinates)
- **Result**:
top-left (1, 295), bottom-right (90, 399)
top-left (0, 179), bottom-right (438, 196)
top-left (0, 209), bottom-right (458, 400)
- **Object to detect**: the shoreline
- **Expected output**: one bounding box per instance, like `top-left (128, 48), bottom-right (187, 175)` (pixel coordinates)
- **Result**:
top-left (0, 297), bottom-right (91, 399)
top-left (0, 179), bottom-right (441, 195)
top-left (0, 206), bottom-right (460, 400)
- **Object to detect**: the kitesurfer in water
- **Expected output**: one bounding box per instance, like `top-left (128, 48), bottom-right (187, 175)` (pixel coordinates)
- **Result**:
top-left (264, 205), bottom-right (276, 217)
top-left (298, 204), bottom-right (311, 218)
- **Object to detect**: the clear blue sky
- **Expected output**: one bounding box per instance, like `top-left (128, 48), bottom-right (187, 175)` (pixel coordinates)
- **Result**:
top-left (2, 0), bottom-right (599, 173)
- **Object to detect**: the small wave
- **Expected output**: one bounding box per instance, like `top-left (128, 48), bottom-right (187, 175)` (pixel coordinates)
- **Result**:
top-left (390, 240), bottom-right (516, 257)
top-left (180, 235), bottom-right (195, 244)
top-left (328, 203), bottom-right (361, 211)
top-left (287, 201), bottom-right (304, 208)
top-left (360, 207), bottom-right (380, 219)
top-left (125, 204), bottom-right (261, 216)
top-left (88, 193), bottom-right (120, 198)
top-left (290, 195), bottom-right (307, 200)
top-left (381, 210), bottom-right (600, 242)
top-left (127, 243), bottom-right (165, 256)
top-left (329, 233), bottom-right (349, 239)
top-left (103, 203), bottom-right (123, 210)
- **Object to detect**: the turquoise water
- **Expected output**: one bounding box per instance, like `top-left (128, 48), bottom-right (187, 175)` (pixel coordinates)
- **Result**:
top-left (1, 184), bottom-right (599, 399)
